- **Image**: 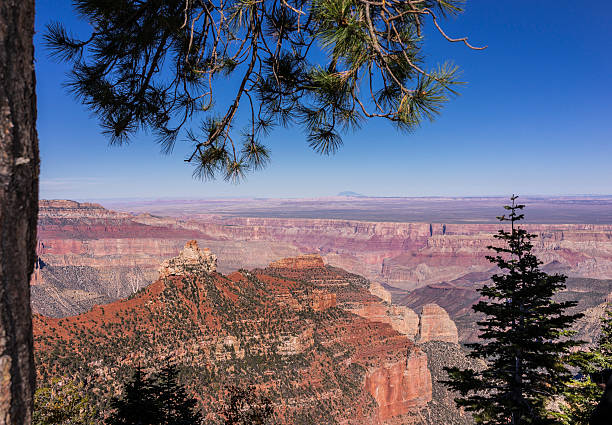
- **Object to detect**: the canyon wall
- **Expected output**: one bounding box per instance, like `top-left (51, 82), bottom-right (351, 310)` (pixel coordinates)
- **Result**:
top-left (35, 247), bottom-right (444, 424)
top-left (159, 216), bottom-right (612, 288)
top-left (33, 201), bottom-right (612, 318)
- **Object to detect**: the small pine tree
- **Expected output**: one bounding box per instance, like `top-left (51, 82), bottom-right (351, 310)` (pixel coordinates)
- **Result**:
top-left (557, 304), bottom-right (612, 425)
top-left (153, 363), bottom-right (202, 425)
top-left (106, 363), bottom-right (202, 425)
top-left (444, 195), bottom-right (583, 425)
top-left (106, 366), bottom-right (161, 425)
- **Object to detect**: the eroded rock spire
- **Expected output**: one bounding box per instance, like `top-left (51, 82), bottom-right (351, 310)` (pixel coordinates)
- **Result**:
top-left (159, 240), bottom-right (217, 278)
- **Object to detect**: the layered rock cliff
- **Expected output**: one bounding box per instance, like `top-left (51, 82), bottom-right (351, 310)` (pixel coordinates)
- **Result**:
top-left (397, 275), bottom-right (612, 344)
top-left (416, 304), bottom-right (459, 344)
top-left (267, 255), bottom-right (459, 346)
top-left (33, 199), bottom-right (612, 347)
top-left (34, 248), bottom-right (439, 424)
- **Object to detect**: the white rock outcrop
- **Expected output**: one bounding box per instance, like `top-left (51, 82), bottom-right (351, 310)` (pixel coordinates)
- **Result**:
top-left (158, 240), bottom-right (217, 278)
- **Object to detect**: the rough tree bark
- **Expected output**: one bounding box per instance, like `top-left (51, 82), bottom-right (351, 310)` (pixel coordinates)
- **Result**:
top-left (0, 0), bottom-right (39, 424)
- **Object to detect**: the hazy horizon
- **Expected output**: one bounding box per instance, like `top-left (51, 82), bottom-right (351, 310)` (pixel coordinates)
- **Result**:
top-left (57, 196), bottom-right (612, 225)
top-left (42, 193), bottom-right (612, 202)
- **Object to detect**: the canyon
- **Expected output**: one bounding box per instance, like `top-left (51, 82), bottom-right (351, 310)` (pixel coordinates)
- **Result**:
top-left (34, 243), bottom-right (469, 424)
top-left (33, 200), bottom-right (612, 321)
top-left (32, 197), bottom-right (612, 423)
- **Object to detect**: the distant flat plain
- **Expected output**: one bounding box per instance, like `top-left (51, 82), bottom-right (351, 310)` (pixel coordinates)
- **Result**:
top-left (103, 196), bottom-right (612, 224)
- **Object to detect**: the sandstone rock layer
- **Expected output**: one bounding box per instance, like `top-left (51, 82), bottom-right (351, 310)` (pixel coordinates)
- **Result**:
top-left (417, 304), bottom-right (459, 344)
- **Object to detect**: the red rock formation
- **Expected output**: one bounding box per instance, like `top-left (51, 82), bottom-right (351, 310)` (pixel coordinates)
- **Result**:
top-left (158, 240), bottom-right (217, 278)
top-left (370, 281), bottom-right (392, 304)
top-left (33, 200), bottom-right (612, 317)
top-left (34, 253), bottom-right (433, 424)
top-left (349, 301), bottom-right (420, 340)
top-left (266, 257), bottom-right (459, 348)
top-left (309, 290), bottom-right (336, 311)
top-left (365, 349), bottom-right (432, 421)
top-left (417, 304), bottom-right (459, 344)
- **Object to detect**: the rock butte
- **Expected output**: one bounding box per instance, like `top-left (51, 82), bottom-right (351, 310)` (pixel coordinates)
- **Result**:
top-left (269, 254), bottom-right (326, 269)
top-left (33, 247), bottom-right (468, 424)
top-left (417, 304), bottom-right (459, 344)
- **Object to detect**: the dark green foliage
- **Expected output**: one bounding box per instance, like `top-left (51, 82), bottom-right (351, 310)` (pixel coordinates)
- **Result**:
top-left (556, 304), bottom-right (612, 425)
top-left (33, 378), bottom-right (97, 425)
top-left (106, 366), bottom-right (160, 425)
top-left (153, 363), bottom-right (203, 425)
top-left (45, 0), bottom-right (483, 181)
top-left (217, 385), bottom-right (273, 424)
top-left (106, 363), bottom-right (202, 425)
top-left (444, 196), bottom-right (583, 425)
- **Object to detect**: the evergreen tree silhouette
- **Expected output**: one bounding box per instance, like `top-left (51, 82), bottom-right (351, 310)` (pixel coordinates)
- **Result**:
top-left (106, 364), bottom-right (202, 425)
top-left (444, 196), bottom-right (583, 425)
top-left (153, 363), bottom-right (202, 425)
top-left (107, 366), bottom-right (161, 425)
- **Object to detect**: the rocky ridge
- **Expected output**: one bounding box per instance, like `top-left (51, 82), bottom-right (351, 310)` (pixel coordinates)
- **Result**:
top-left (268, 254), bottom-right (458, 345)
top-left (35, 246), bottom-right (455, 424)
top-left (396, 275), bottom-right (612, 344)
top-left (417, 304), bottom-right (459, 344)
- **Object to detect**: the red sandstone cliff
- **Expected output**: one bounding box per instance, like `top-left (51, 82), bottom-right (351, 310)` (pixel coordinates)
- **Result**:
top-left (365, 349), bottom-right (432, 421)
top-left (34, 247), bottom-right (435, 424)
top-left (417, 304), bottom-right (459, 344)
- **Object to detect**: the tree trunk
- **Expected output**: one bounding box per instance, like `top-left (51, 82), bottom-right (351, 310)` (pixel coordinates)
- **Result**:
top-left (0, 0), bottom-right (39, 424)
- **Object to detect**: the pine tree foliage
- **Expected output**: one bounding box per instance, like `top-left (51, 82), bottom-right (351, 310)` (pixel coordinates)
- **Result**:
top-left (106, 366), bottom-right (161, 425)
top-left (153, 363), bottom-right (202, 425)
top-left (45, 0), bottom-right (484, 181)
top-left (557, 304), bottom-right (612, 425)
top-left (106, 363), bottom-right (202, 425)
top-left (33, 378), bottom-right (97, 425)
top-left (444, 196), bottom-right (583, 425)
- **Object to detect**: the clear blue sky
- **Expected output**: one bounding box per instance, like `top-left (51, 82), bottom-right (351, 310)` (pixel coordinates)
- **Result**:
top-left (35, 0), bottom-right (612, 200)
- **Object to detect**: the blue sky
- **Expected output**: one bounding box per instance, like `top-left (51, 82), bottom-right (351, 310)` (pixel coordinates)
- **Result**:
top-left (36, 0), bottom-right (612, 200)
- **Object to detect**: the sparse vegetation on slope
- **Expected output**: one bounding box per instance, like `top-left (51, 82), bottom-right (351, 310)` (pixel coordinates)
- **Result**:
top-left (34, 248), bottom-right (428, 423)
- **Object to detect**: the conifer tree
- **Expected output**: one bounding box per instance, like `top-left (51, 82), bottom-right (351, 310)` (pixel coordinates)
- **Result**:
top-left (45, 0), bottom-right (484, 182)
top-left (444, 196), bottom-right (583, 425)
top-left (107, 363), bottom-right (202, 425)
top-left (106, 366), bottom-right (161, 425)
top-left (153, 363), bottom-right (202, 425)
top-left (557, 304), bottom-right (612, 425)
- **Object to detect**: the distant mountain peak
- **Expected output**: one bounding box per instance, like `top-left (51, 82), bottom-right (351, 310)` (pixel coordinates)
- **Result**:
top-left (337, 191), bottom-right (366, 197)
top-left (158, 240), bottom-right (217, 278)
